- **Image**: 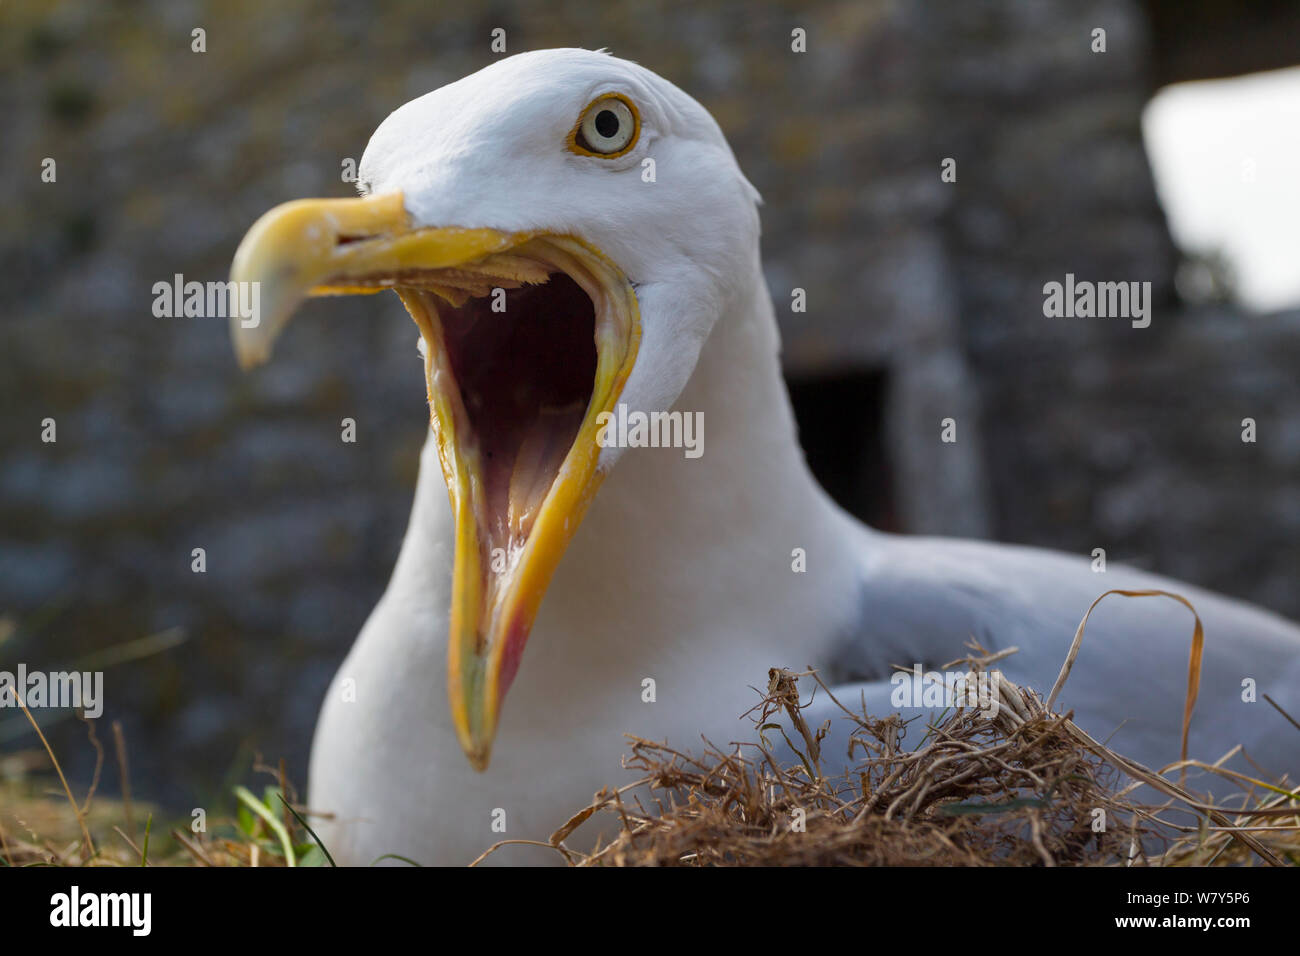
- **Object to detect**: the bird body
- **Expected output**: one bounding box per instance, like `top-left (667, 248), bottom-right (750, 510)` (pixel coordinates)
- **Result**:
top-left (308, 234), bottom-right (1300, 864)
top-left (228, 49), bottom-right (1300, 866)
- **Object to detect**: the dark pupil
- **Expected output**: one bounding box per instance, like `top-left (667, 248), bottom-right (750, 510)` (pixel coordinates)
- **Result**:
top-left (594, 109), bottom-right (620, 139)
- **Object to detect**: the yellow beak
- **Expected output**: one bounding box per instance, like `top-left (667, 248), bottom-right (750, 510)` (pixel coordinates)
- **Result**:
top-left (230, 192), bottom-right (640, 769)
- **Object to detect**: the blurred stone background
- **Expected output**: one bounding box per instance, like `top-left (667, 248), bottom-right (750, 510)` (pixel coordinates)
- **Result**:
top-left (2, 0), bottom-right (1298, 808)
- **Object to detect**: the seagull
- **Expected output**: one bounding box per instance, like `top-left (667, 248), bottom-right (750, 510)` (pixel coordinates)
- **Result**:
top-left (230, 48), bottom-right (1300, 865)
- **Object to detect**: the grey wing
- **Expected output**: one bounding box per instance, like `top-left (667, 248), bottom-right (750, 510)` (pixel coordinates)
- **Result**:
top-left (805, 535), bottom-right (1300, 792)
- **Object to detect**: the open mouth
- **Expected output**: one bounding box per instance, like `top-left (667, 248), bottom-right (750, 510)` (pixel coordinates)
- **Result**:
top-left (228, 193), bottom-right (640, 769)
top-left (421, 270), bottom-right (597, 554)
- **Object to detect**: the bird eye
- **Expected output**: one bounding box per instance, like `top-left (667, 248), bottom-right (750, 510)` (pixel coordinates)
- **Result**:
top-left (571, 95), bottom-right (638, 157)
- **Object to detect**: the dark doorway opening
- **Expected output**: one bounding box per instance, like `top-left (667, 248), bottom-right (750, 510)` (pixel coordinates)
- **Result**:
top-left (786, 367), bottom-right (899, 532)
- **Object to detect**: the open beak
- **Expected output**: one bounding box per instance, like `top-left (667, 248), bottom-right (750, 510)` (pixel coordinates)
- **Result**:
top-left (230, 192), bottom-right (640, 769)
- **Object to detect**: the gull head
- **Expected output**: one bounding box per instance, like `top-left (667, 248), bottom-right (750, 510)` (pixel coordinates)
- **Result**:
top-left (229, 48), bottom-right (761, 770)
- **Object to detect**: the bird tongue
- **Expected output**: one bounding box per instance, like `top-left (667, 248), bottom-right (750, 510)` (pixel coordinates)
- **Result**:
top-left (507, 402), bottom-right (586, 542)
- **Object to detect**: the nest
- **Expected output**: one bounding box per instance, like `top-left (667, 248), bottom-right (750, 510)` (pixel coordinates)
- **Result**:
top-left (481, 591), bottom-right (1300, 867)
top-left (491, 665), bottom-right (1300, 867)
top-left (4, 591), bottom-right (1298, 867)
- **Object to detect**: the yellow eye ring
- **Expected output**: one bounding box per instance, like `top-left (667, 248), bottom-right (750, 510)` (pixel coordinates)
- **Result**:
top-left (567, 94), bottom-right (641, 158)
